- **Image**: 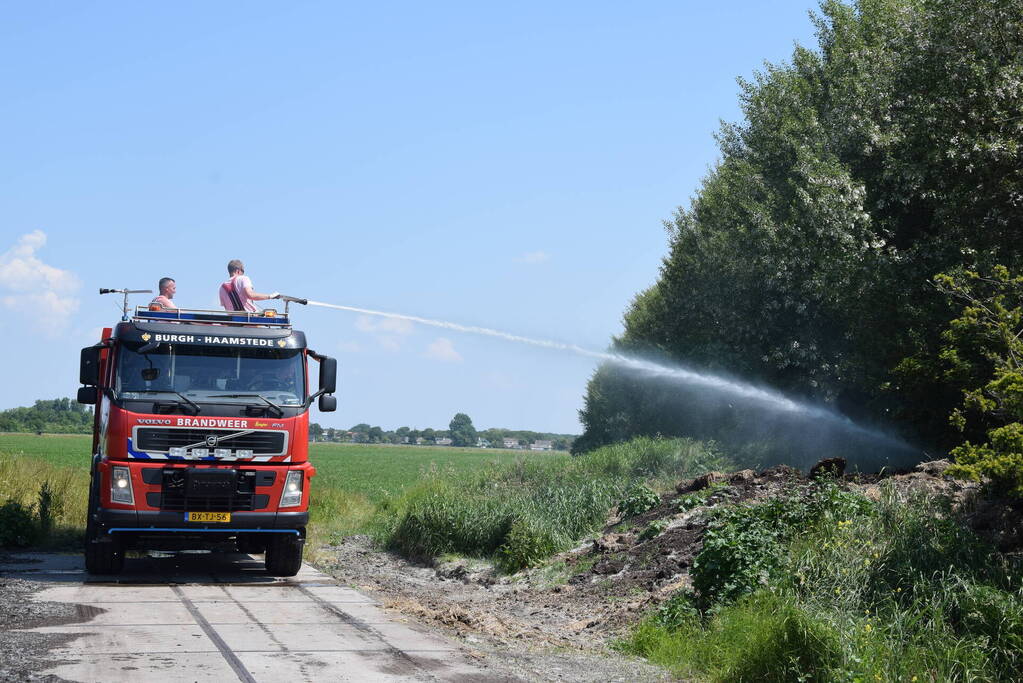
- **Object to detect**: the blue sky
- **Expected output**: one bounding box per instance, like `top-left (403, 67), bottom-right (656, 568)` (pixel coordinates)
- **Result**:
top-left (1, 1), bottom-right (819, 434)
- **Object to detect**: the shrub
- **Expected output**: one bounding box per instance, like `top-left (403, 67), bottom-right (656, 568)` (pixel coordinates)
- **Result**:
top-left (618, 483), bottom-right (660, 518)
top-left (693, 481), bottom-right (871, 608)
top-left (935, 266), bottom-right (1023, 498)
top-left (638, 519), bottom-right (668, 542)
top-left (655, 590), bottom-right (699, 630)
top-left (37, 480), bottom-right (54, 535)
top-left (497, 518), bottom-right (561, 572)
top-left (0, 501), bottom-right (38, 547)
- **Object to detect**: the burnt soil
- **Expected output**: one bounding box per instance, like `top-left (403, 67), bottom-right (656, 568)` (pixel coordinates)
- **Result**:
top-left (317, 460), bottom-right (1018, 680)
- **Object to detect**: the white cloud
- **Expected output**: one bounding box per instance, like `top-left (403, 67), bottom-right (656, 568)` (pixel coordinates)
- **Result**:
top-left (424, 337), bottom-right (462, 362)
top-left (355, 314), bottom-right (414, 335)
top-left (516, 250), bottom-right (551, 265)
top-left (354, 314), bottom-right (414, 351)
top-left (0, 230), bottom-right (80, 335)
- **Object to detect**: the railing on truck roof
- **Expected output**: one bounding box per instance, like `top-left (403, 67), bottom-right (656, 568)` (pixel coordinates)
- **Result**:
top-left (133, 306), bottom-right (292, 328)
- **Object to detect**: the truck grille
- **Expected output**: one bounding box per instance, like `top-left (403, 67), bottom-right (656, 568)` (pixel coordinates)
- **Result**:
top-left (146, 468), bottom-right (270, 512)
top-left (134, 427), bottom-right (287, 455)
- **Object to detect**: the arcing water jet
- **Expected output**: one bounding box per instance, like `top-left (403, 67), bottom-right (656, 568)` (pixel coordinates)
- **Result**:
top-left (306, 299), bottom-right (921, 467)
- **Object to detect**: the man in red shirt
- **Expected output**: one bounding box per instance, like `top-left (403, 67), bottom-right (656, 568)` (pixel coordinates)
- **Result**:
top-left (219, 259), bottom-right (279, 312)
top-left (150, 277), bottom-right (177, 310)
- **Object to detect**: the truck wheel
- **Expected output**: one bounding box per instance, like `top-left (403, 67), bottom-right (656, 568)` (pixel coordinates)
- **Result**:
top-left (265, 533), bottom-right (304, 577)
top-left (84, 468), bottom-right (125, 575)
top-left (85, 537), bottom-right (125, 575)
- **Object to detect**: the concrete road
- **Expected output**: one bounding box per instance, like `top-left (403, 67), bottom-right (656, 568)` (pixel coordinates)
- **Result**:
top-left (1, 552), bottom-right (509, 682)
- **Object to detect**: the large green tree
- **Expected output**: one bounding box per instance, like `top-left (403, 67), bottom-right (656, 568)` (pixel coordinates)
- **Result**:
top-left (578, 0), bottom-right (1023, 455)
top-left (448, 413), bottom-right (478, 447)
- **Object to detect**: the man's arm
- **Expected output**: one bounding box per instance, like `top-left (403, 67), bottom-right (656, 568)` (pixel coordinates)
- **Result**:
top-left (241, 282), bottom-right (279, 301)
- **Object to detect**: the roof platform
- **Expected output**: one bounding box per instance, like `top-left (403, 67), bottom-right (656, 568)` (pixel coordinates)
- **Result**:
top-left (133, 306), bottom-right (291, 328)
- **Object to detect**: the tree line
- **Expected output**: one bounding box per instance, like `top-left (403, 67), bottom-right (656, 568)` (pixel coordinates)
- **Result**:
top-left (0, 398), bottom-right (93, 434)
top-left (575, 0), bottom-right (1023, 482)
top-left (311, 412), bottom-right (575, 451)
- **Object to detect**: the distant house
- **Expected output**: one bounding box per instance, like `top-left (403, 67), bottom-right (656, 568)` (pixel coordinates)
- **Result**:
top-left (476, 438), bottom-right (490, 448)
top-left (415, 437), bottom-right (426, 445)
top-left (502, 437), bottom-right (521, 449)
top-left (530, 440), bottom-right (553, 451)
top-left (435, 437), bottom-right (453, 446)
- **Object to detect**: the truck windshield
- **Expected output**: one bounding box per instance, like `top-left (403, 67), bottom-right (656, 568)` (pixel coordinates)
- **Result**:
top-left (115, 342), bottom-right (305, 406)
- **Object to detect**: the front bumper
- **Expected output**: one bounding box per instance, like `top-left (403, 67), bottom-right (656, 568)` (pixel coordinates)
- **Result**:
top-left (96, 509), bottom-right (308, 531)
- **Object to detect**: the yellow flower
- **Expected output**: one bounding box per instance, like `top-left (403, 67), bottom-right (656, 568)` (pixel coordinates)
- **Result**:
top-left (864, 623), bottom-right (873, 633)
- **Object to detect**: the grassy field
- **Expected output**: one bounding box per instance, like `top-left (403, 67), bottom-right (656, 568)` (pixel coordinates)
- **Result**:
top-left (0, 434), bottom-right (557, 491)
top-left (0, 433), bottom-right (561, 551)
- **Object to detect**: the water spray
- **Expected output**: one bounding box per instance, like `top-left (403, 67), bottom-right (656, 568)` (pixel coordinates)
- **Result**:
top-left (304, 298), bottom-right (917, 458)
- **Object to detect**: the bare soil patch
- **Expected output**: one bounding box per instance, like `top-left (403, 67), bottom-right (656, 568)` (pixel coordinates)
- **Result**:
top-left (317, 460), bottom-right (1015, 681)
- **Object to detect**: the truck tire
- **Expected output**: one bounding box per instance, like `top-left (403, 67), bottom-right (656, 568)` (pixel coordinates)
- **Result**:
top-left (85, 537), bottom-right (125, 575)
top-left (84, 472), bottom-right (125, 575)
top-left (264, 533), bottom-right (303, 576)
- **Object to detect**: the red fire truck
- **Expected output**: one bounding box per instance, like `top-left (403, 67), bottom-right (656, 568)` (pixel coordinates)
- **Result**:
top-left (76, 298), bottom-right (337, 576)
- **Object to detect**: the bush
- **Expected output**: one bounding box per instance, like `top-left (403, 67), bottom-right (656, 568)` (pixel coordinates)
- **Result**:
top-left (0, 501), bottom-right (38, 547)
top-left (497, 518), bottom-right (561, 572)
top-left (693, 481), bottom-right (871, 608)
top-left (618, 483), bottom-right (660, 518)
top-left (655, 590), bottom-right (699, 630)
top-left (638, 519), bottom-right (667, 542)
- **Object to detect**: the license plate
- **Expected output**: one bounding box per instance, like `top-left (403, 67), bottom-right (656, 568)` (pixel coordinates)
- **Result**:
top-left (186, 511), bottom-right (231, 523)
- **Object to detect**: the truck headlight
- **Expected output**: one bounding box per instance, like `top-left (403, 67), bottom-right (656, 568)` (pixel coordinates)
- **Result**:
top-left (279, 470), bottom-right (304, 508)
top-left (111, 466), bottom-right (134, 505)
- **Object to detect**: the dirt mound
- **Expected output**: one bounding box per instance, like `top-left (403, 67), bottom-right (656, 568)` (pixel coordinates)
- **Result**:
top-left (318, 460), bottom-right (1013, 674)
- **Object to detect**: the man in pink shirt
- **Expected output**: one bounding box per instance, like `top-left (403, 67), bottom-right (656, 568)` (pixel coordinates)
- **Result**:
top-left (219, 259), bottom-right (279, 312)
top-left (150, 277), bottom-right (177, 309)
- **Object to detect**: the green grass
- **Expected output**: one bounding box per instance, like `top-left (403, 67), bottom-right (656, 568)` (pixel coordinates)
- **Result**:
top-left (308, 441), bottom-right (559, 502)
top-left (0, 433), bottom-right (92, 470)
top-left (620, 484), bottom-right (1023, 681)
top-left (383, 436), bottom-right (731, 570)
top-left (0, 433), bottom-right (559, 552)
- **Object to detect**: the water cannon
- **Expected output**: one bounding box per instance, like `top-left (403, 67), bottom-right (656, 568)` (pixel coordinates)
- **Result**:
top-left (276, 294), bottom-right (308, 315)
top-left (100, 287), bottom-right (153, 320)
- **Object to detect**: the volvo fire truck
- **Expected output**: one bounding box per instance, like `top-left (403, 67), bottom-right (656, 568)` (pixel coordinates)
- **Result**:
top-left (76, 296), bottom-right (337, 576)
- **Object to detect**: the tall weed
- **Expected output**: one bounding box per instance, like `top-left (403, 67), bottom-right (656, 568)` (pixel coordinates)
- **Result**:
top-left (385, 437), bottom-right (730, 569)
top-left (0, 451), bottom-right (88, 548)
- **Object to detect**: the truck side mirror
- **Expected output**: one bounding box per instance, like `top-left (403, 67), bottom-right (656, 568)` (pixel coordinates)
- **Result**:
top-left (318, 357), bottom-right (337, 394)
top-left (80, 346), bottom-right (101, 386)
top-left (77, 386), bottom-right (97, 405)
top-left (318, 394), bottom-right (337, 412)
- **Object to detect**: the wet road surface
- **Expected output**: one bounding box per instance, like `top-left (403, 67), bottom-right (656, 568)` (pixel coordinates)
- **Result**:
top-left (0, 552), bottom-right (509, 682)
